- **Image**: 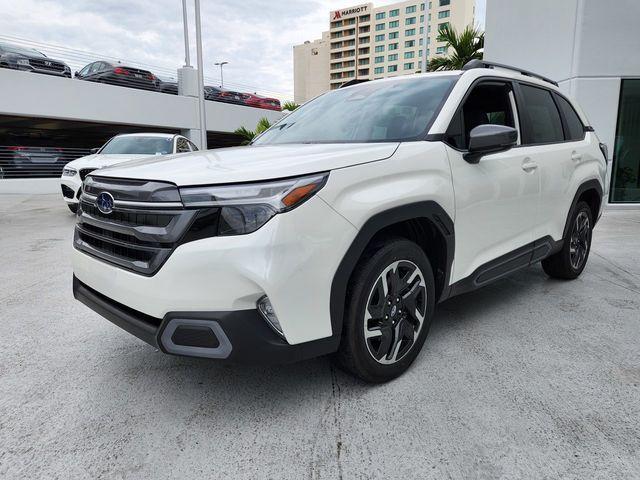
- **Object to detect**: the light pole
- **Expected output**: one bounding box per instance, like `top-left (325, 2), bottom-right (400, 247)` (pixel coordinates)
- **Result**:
top-left (194, 0), bottom-right (207, 149)
top-left (214, 61), bottom-right (228, 88)
top-left (181, 0), bottom-right (191, 67)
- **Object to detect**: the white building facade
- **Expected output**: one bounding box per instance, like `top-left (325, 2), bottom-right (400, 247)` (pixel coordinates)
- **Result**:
top-left (294, 0), bottom-right (475, 102)
top-left (484, 0), bottom-right (640, 204)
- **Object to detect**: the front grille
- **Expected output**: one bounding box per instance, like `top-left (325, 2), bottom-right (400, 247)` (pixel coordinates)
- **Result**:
top-left (79, 168), bottom-right (96, 181)
top-left (28, 58), bottom-right (65, 72)
top-left (73, 176), bottom-right (211, 276)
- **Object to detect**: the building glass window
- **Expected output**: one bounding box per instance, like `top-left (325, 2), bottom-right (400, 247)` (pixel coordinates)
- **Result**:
top-left (439, 0), bottom-right (450, 5)
top-left (405, 40), bottom-right (416, 48)
top-left (388, 65), bottom-right (398, 72)
top-left (404, 62), bottom-right (414, 70)
top-left (375, 56), bottom-right (384, 63)
top-left (405, 28), bottom-right (416, 36)
top-left (375, 23), bottom-right (385, 31)
top-left (404, 51), bottom-right (415, 59)
top-left (436, 46), bottom-right (447, 54)
top-left (612, 79), bottom-right (640, 202)
top-left (406, 5), bottom-right (417, 14)
top-left (374, 66), bottom-right (384, 74)
top-left (438, 22), bottom-right (450, 31)
top-left (389, 9), bottom-right (399, 17)
top-left (389, 20), bottom-right (399, 28)
top-left (388, 43), bottom-right (399, 50)
top-left (375, 34), bottom-right (385, 41)
top-left (375, 45), bottom-right (385, 52)
top-left (438, 10), bottom-right (450, 19)
top-left (388, 54), bottom-right (398, 61)
top-left (389, 32), bottom-right (399, 39)
top-left (406, 17), bottom-right (416, 25)
top-left (376, 12), bottom-right (386, 20)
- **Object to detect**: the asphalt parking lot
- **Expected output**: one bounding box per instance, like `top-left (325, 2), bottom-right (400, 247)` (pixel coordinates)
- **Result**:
top-left (1, 193), bottom-right (639, 480)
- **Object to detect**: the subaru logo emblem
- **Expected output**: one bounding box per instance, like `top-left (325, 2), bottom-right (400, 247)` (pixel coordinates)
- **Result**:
top-left (96, 192), bottom-right (115, 214)
top-left (45, 61), bottom-right (52, 66)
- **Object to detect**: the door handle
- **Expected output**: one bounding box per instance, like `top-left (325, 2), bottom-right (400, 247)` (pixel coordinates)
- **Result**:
top-left (571, 152), bottom-right (583, 162)
top-left (521, 159), bottom-right (538, 172)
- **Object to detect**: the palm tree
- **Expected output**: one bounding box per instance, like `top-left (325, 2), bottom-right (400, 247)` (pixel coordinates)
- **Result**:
top-left (282, 101), bottom-right (300, 111)
top-left (427, 24), bottom-right (484, 72)
top-left (234, 117), bottom-right (272, 145)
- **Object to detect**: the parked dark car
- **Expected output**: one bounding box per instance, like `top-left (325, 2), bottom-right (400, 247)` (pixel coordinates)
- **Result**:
top-left (159, 82), bottom-right (246, 105)
top-left (0, 42), bottom-right (71, 77)
top-left (75, 61), bottom-right (159, 91)
top-left (0, 146), bottom-right (66, 178)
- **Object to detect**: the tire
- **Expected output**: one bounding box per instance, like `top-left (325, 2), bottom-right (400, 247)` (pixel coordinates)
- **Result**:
top-left (334, 238), bottom-right (436, 383)
top-left (67, 203), bottom-right (78, 214)
top-left (542, 201), bottom-right (593, 279)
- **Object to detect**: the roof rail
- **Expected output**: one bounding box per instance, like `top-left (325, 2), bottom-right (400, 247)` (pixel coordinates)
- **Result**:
top-left (462, 59), bottom-right (559, 87)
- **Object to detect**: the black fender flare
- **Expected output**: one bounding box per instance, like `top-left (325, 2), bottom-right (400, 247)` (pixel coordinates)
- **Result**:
top-left (561, 179), bottom-right (603, 241)
top-left (329, 201), bottom-right (455, 340)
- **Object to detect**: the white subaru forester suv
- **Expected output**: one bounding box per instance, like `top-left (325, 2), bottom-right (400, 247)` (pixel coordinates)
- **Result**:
top-left (72, 61), bottom-right (607, 382)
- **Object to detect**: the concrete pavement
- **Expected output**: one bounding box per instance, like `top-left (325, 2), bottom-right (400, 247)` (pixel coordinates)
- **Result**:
top-left (1, 194), bottom-right (639, 479)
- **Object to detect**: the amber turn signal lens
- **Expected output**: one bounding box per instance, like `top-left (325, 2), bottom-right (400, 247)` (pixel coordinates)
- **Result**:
top-left (282, 183), bottom-right (318, 208)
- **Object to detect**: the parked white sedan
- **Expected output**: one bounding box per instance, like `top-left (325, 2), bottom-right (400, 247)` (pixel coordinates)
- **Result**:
top-left (60, 133), bottom-right (198, 212)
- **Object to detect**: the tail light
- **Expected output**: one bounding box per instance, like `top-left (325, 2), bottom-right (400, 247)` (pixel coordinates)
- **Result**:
top-left (147, 73), bottom-right (156, 81)
top-left (7, 146), bottom-right (27, 151)
top-left (113, 67), bottom-right (129, 75)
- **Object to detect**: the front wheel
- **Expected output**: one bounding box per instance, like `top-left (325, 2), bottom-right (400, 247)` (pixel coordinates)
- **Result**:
top-left (542, 201), bottom-right (593, 279)
top-left (334, 238), bottom-right (435, 383)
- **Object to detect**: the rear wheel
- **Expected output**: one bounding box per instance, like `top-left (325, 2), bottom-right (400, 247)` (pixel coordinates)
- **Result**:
top-left (335, 238), bottom-right (435, 383)
top-left (542, 201), bottom-right (593, 279)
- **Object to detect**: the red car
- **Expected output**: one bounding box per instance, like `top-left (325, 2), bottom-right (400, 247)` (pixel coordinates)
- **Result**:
top-left (242, 94), bottom-right (282, 111)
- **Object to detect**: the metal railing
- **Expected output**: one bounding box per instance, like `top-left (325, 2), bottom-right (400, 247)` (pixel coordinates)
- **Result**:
top-left (0, 146), bottom-right (91, 179)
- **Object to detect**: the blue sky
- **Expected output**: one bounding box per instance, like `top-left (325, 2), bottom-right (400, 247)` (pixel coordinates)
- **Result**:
top-left (0, 0), bottom-right (486, 99)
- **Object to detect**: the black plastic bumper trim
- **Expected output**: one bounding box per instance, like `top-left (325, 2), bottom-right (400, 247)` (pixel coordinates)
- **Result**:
top-left (72, 276), bottom-right (339, 364)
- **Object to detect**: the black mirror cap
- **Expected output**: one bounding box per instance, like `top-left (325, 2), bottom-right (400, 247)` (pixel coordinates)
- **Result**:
top-left (464, 124), bottom-right (518, 164)
top-left (89, 147), bottom-right (100, 154)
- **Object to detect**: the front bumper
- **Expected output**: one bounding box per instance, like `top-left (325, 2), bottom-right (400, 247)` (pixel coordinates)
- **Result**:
top-left (73, 276), bottom-right (339, 364)
top-left (72, 195), bottom-right (358, 345)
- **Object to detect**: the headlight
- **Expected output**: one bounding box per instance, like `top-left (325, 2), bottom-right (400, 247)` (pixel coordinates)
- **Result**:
top-left (62, 167), bottom-right (77, 177)
top-left (16, 59), bottom-right (29, 66)
top-left (180, 173), bottom-right (328, 235)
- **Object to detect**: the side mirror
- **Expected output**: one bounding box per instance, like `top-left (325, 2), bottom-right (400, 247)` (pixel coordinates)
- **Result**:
top-left (90, 147), bottom-right (100, 154)
top-left (464, 125), bottom-right (518, 164)
top-left (74, 71), bottom-right (80, 78)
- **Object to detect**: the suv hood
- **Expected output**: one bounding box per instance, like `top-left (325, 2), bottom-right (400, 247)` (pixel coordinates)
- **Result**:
top-left (65, 154), bottom-right (157, 170)
top-left (94, 143), bottom-right (399, 186)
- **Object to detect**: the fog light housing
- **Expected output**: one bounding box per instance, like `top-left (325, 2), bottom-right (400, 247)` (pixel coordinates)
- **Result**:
top-left (257, 295), bottom-right (285, 339)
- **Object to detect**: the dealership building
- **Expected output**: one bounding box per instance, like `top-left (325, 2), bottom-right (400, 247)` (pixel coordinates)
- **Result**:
top-left (293, 0), bottom-right (475, 103)
top-left (484, 0), bottom-right (640, 205)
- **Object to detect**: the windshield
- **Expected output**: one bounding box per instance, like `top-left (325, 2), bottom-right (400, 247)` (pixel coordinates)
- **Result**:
top-left (254, 76), bottom-right (457, 144)
top-left (100, 136), bottom-right (173, 155)
top-left (0, 44), bottom-right (46, 57)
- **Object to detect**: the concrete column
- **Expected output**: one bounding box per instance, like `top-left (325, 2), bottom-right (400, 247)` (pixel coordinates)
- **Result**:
top-left (177, 66), bottom-right (204, 148)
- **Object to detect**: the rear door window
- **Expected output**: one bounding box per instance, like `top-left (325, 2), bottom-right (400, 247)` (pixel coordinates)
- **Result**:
top-left (518, 84), bottom-right (564, 144)
top-left (555, 94), bottom-right (585, 141)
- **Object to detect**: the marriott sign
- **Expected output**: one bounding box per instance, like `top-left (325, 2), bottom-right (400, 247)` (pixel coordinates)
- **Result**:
top-left (330, 4), bottom-right (370, 21)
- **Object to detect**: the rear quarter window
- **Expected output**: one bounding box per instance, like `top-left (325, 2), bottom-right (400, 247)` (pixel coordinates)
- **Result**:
top-left (555, 94), bottom-right (586, 141)
top-left (519, 84), bottom-right (564, 144)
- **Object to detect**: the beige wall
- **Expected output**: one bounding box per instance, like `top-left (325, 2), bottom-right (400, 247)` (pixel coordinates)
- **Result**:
top-left (293, 32), bottom-right (330, 104)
